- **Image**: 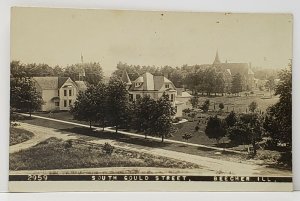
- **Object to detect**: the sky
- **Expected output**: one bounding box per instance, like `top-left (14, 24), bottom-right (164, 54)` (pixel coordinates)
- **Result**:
top-left (11, 7), bottom-right (293, 76)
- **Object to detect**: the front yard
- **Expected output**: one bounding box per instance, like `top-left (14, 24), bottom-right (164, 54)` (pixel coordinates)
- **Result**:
top-left (10, 137), bottom-right (200, 171)
top-left (10, 127), bottom-right (34, 146)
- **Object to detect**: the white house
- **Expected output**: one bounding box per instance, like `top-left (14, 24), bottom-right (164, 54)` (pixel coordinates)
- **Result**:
top-left (122, 71), bottom-right (191, 117)
top-left (32, 77), bottom-right (87, 111)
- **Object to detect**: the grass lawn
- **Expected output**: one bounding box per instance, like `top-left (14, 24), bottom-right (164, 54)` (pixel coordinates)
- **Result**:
top-left (19, 117), bottom-right (249, 164)
top-left (19, 117), bottom-right (291, 170)
top-left (197, 91), bottom-right (279, 113)
top-left (10, 127), bottom-right (34, 146)
top-left (9, 137), bottom-right (200, 171)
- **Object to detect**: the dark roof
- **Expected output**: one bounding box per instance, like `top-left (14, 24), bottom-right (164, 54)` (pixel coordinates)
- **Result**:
top-left (58, 77), bottom-right (70, 88)
top-left (33, 77), bottom-right (76, 90)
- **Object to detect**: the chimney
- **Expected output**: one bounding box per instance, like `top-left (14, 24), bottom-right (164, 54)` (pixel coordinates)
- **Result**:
top-left (177, 88), bottom-right (183, 96)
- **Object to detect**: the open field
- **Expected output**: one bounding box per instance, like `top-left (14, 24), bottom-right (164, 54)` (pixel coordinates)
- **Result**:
top-left (10, 127), bottom-right (34, 146)
top-left (10, 137), bottom-right (200, 171)
top-left (197, 92), bottom-right (279, 113)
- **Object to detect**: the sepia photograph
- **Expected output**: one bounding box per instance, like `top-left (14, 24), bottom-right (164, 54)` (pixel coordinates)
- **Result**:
top-left (9, 7), bottom-right (292, 191)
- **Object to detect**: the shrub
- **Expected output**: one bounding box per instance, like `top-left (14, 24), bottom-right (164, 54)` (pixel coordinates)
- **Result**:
top-left (64, 140), bottom-right (73, 149)
top-left (200, 100), bottom-right (210, 113)
top-left (219, 103), bottom-right (224, 110)
top-left (183, 108), bottom-right (191, 114)
top-left (277, 151), bottom-right (292, 168)
top-left (182, 133), bottom-right (193, 141)
top-left (102, 142), bottom-right (114, 155)
top-left (249, 101), bottom-right (258, 112)
top-left (195, 125), bottom-right (200, 132)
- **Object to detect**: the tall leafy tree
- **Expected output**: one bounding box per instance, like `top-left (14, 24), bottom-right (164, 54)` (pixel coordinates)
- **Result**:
top-left (148, 94), bottom-right (176, 142)
top-left (106, 76), bottom-right (129, 133)
top-left (231, 73), bottom-right (243, 95)
top-left (10, 77), bottom-right (43, 117)
top-left (70, 85), bottom-right (98, 128)
top-left (93, 83), bottom-right (108, 130)
top-left (265, 76), bottom-right (276, 96)
top-left (227, 113), bottom-right (263, 155)
top-left (133, 95), bottom-right (157, 137)
top-left (264, 65), bottom-right (292, 146)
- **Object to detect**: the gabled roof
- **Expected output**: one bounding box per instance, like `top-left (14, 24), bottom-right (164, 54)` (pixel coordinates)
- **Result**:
top-left (33, 77), bottom-right (77, 90)
top-left (58, 77), bottom-right (69, 88)
top-left (129, 72), bottom-right (175, 91)
top-left (33, 77), bottom-right (59, 90)
top-left (75, 81), bottom-right (87, 91)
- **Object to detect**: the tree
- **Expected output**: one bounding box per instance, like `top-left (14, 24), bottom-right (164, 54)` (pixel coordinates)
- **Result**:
top-left (264, 65), bottom-right (292, 146)
top-left (10, 77), bottom-right (43, 117)
top-left (106, 76), bottom-right (129, 133)
top-left (265, 76), bottom-right (276, 96)
top-left (228, 113), bottom-right (263, 155)
top-left (70, 86), bottom-right (98, 128)
top-left (231, 73), bottom-right (243, 95)
top-left (200, 99), bottom-right (210, 113)
top-left (205, 115), bottom-right (227, 144)
top-left (225, 111), bottom-right (237, 128)
top-left (64, 62), bottom-right (104, 85)
top-left (215, 73), bottom-right (225, 96)
top-left (189, 95), bottom-right (199, 108)
top-left (248, 101), bottom-right (258, 112)
top-left (219, 103), bottom-right (225, 110)
top-left (132, 95), bottom-right (157, 137)
top-left (148, 94), bottom-right (176, 142)
top-left (93, 83), bottom-right (108, 130)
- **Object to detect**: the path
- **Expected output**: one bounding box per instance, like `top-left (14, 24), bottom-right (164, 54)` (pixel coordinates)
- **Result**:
top-left (13, 115), bottom-right (291, 175)
top-left (9, 122), bottom-right (77, 154)
top-left (19, 113), bottom-right (245, 154)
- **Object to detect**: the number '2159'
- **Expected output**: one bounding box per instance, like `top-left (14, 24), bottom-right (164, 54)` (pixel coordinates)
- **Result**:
top-left (27, 175), bottom-right (48, 181)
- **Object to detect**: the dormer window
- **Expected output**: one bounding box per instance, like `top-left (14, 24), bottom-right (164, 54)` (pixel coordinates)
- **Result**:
top-left (165, 84), bottom-right (170, 88)
top-left (135, 82), bottom-right (142, 87)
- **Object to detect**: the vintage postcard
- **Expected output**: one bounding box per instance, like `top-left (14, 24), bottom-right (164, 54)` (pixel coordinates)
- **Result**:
top-left (9, 7), bottom-right (293, 191)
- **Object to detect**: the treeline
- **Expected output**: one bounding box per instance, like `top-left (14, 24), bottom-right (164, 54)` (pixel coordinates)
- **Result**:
top-left (70, 77), bottom-right (175, 142)
top-left (11, 61), bottom-right (104, 86)
top-left (113, 62), bottom-right (245, 95)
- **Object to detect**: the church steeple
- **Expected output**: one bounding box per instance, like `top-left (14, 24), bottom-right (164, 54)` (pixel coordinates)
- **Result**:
top-left (78, 53), bottom-right (85, 81)
top-left (213, 50), bottom-right (221, 65)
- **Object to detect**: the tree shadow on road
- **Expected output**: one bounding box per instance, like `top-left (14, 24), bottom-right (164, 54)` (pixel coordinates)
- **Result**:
top-left (59, 127), bottom-right (171, 148)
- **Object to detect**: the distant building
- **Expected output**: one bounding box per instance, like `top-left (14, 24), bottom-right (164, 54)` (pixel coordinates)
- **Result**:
top-left (33, 77), bottom-right (87, 111)
top-left (211, 50), bottom-right (255, 91)
top-left (121, 71), bottom-right (190, 117)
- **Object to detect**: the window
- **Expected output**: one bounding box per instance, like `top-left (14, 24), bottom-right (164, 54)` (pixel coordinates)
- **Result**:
top-left (69, 100), bottom-right (72, 106)
top-left (136, 94), bottom-right (141, 99)
top-left (175, 106), bottom-right (178, 113)
top-left (165, 84), bottom-right (169, 88)
top-left (171, 94), bottom-right (174, 102)
top-left (69, 89), bottom-right (72, 96)
top-left (135, 83), bottom-right (141, 87)
top-left (58, 90), bottom-right (60, 96)
top-left (64, 90), bottom-right (67, 96)
top-left (55, 102), bottom-right (59, 106)
top-left (129, 94), bottom-right (133, 101)
top-left (64, 100), bottom-right (67, 107)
